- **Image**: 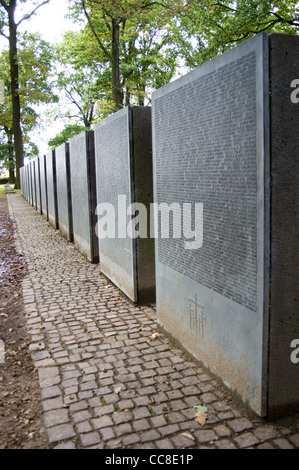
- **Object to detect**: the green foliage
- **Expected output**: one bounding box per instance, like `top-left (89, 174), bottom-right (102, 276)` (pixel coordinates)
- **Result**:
top-left (48, 123), bottom-right (90, 148)
top-left (65, 0), bottom-right (181, 111)
top-left (0, 31), bottom-right (57, 170)
top-left (171, 0), bottom-right (299, 68)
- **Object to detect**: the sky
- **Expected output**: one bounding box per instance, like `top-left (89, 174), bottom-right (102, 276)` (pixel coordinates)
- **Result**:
top-left (20, 0), bottom-right (82, 156)
top-left (0, 0), bottom-right (78, 49)
top-left (18, 0), bottom-right (78, 43)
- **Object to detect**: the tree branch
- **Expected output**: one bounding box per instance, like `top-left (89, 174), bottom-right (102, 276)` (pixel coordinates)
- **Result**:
top-left (0, 0), bottom-right (9, 13)
top-left (0, 29), bottom-right (9, 39)
top-left (270, 11), bottom-right (299, 27)
top-left (17, 0), bottom-right (51, 27)
top-left (81, 0), bottom-right (111, 59)
top-left (64, 87), bottom-right (85, 116)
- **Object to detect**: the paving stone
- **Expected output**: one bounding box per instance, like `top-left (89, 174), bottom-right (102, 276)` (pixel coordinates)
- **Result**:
top-left (47, 424), bottom-right (76, 443)
top-left (113, 411), bottom-right (133, 425)
top-left (150, 415), bottom-right (167, 428)
top-left (289, 434), bottom-right (299, 447)
top-left (76, 421), bottom-right (93, 434)
top-left (133, 419), bottom-right (151, 432)
top-left (133, 407), bottom-right (152, 420)
top-left (41, 386), bottom-right (62, 400)
top-left (214, 424), bottom-right (232, 438)
top-left (122, 434), bottom-right (141, 446)
top-left (228, 417), bottom-right (254, 433)
top-left (99, 427), bottom-right (115, 441)
top-left (42, 397), bottom-right (64, 412)
top-left (118, 399), bottom-right (134, 410)
top-left (253, 425), bottom-right (280, 441)
top-left (233, 432), bottom-right (261, 448)
top-left (273, 438), bottom-right (295, 449)
top-left (72, 410), bottom-right (93, 423)
top-left (94, 404), bottom-right (115, 416)
top-left (194, 429), bottom-right (217, 444)
top-left (156, 439), bottom-right (175, 449)
top-left (54, 442), bottom-right (76, 449)
top-left (215, 439), bottom-right (238, 449)
top-left (140, 429), bottom-right (161, 442)
top-left (171, 433), bottom-right (196, 448)
top-left (69, 400), bottom-right (89, 412)
top-left (159, 424), bottom-right (180, 437)
top-left (257, 442), bottom-right (276, 449)
top-left (80, 432), bottom-right (101, 447)
top-left (92, 415), bottom-right (114, 430)
top-left (44, 408), bottom-right (69, 428)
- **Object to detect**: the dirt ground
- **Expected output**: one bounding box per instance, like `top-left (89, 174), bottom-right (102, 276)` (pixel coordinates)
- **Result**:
top-left (0, 194), bottom-right (49, 449)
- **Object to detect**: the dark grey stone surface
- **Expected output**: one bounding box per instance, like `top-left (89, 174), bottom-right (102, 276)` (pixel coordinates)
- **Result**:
top-left (153, 32), bottom-right (299, 418)
top-left (20, 167), bottom-right (25, 198)
top-left (39, 155), bottom-right (48, 220)
top-left (34, 158), bottom-right (42, 213)
top-left (69, 131), bottom-right (98, 263)
top-left (94, 106), bottom-right (155, 303)
top-left (28, 161), bottom-right (34, 206)
top-left (267, 34), bottom-right (299, 416)
top-left (56, 143), bottom-right (73, 242)
top-left (152, 33), bottom-right (269, 416)
top-left (31, 160), bottom-right (37, 209)
top-left (45, 150), bottom-right (58, 229)
top-left (24, 165), bottom-right (29, 202)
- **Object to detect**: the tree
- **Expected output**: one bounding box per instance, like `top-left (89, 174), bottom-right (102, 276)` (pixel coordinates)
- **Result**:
top-left (54, 30), bottom-right (106, 127)
top-left (69, 0), bottom-right (181, 111)
top-left (48, 123), bottom-right (90, 148)
top-left (0, 32), bottom-right (56, 180)
top-left (0, 0), bottom-right (51, 188)
top-left (171, 0), bottom-right (299, 68)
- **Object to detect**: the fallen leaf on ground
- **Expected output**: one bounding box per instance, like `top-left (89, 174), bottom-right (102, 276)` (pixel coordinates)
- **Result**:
top-left (182, 432), bottom-right (195, 441)
top-left (194, 405), bottom-right (208, 427)
top-left (195, 410), bottom-right (207, 427)
top-left (151, 333), bottom-right (162, 340)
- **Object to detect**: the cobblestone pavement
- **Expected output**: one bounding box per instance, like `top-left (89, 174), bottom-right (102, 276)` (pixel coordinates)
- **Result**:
top-left (7, 194), bottom-right (299, 450)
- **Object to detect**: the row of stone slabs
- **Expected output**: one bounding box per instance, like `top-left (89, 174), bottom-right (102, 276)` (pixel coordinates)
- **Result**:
top-left (20, 32), bottom-right (299, 419)
top-left (20, 107), bottom-right (154, 306)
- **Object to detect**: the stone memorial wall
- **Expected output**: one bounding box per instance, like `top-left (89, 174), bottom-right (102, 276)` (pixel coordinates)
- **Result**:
top-left (45, 150), bottom-right (58, 229)
top-left (34, 158), bottom-right (42, 213)
top-left (31, 160), bottom-right (37, 210)
top-left (20, 167), bottom-right (25, 198)
top-left (94, 107), bottom-right (155, 303)
top-left (69, 131), bottom-right (98, 263)
top-left (152, 32), bottom-right (299, 417)
top-left (28, 161), bottom-right (34, 206)
top-left (55, 143), bottom-right (73, 242)
top-left (19, 32), bottom-right (298, 417)
top-left (39, 154), bottom-right (48, 220)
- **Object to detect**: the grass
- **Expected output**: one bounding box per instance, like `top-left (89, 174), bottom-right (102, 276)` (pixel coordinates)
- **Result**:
top-left (0, 184), bottom-right (21, 195)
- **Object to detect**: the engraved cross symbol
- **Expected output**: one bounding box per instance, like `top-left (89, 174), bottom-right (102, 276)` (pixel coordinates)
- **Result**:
top-left (188, 294), bottom-right (206, 338)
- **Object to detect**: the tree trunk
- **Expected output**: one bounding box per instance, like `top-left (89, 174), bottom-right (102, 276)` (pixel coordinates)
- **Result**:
top-left (8, 1), bottom-right (23, 189)
top-left (138, 85), bottom-right (145, 106)
top-left (111, 19), bottom-right (122, 111)
top-left (6, 131), bottom-right (15, 184)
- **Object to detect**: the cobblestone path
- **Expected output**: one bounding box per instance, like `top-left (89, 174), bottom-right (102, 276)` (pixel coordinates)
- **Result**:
top-left (8, 194), bottom-right (299, 449)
